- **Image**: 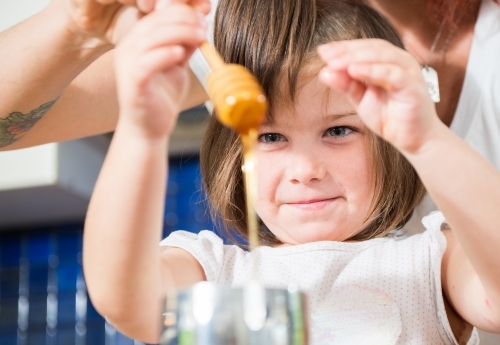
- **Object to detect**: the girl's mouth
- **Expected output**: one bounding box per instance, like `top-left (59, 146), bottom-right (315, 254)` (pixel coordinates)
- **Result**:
top-left (286, 198), bottom-right (338, 210)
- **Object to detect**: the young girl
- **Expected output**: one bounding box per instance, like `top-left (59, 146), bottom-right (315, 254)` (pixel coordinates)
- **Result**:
top-left (83, 0), bottom-right (500, 344)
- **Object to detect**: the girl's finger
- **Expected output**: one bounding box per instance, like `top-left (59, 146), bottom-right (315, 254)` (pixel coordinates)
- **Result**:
top-left (136, 0), bottom-right (155, 12)
top-left (318, 39), bottom-right (418, 73)
top-left (346, 78), bottom-right (367, 107)
top-left (133, 45), bottom-right (186, 86)
top-left (132, 22), bottom-right (206, 52)
top-left (319, 67), bottom-right (366, 107)
top-left (347, 62), bottom-right (414, 93)
top-left (133, 4), bottom-right (207, 37)
top-left (319, 68), bottom-right (351, 93)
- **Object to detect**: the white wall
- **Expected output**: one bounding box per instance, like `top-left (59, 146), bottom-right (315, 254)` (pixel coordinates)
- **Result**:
top-left (0, 0), bottom-right (51, 32)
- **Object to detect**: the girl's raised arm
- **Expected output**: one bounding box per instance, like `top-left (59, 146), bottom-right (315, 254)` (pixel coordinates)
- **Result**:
top-left (318, 39), bottom-right (500, 333)
top-left (83, 4), bottom-right (207, 342)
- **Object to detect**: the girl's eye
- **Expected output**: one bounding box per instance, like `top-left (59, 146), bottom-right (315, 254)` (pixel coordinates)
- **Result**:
top-left (258, 133), bottom-right (286, 144)
top-left (326, 126), bottom-right (353, 138)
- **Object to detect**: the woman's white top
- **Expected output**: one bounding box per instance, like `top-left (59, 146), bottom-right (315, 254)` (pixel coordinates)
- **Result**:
top-left (404, 0), bottom-right (500, 235)
top-left (161, 212), bottom-right (479, 345)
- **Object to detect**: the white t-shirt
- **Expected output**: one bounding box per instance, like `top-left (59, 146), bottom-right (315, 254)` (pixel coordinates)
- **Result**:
top-left (403, 0), bottom-right (500, 235)
top-left (161, 212), bottom-right (479, 345)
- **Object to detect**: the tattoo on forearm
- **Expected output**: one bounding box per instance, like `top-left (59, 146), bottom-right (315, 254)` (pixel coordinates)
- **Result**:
top-left (0, 100), bottom-right (56, 148)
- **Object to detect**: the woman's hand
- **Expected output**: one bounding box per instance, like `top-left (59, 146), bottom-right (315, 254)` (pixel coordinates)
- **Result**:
top-left (318, 39), bottom-right (442, 155)
top-left (63, 0), bottom-right (210, 47)
top-left (114, 3), bottom-right (207, 139)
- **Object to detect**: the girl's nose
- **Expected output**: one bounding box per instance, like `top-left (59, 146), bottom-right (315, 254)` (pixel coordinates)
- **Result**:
top-left (288, 152), bottom-right (327, 185)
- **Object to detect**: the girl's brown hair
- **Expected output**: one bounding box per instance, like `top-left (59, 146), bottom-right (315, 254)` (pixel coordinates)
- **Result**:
top-left (200, 0), bottom-right (426, 246)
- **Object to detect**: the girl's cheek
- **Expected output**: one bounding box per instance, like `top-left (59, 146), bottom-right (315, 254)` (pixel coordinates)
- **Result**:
top-left (256, 153), bottom-right (283, 199)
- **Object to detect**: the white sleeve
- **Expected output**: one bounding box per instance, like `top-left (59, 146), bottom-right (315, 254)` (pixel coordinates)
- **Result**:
top-left (421, 211), bottom-right (480, 345)
top-left (160, 230), bottom-right (225, 282)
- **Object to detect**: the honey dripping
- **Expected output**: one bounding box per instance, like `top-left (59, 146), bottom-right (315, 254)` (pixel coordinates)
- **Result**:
top-left (201, 43), bottom-right (267, 279)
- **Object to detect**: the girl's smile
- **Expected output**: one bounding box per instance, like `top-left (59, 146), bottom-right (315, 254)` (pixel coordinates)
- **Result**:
top-left (254, 75), bottom-right (376, 245)
top-left (284, 197), bottom-right (340, 210)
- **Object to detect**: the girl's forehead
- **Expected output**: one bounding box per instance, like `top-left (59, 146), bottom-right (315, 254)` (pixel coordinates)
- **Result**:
top-left (265, 78), bottom-right (357, 126)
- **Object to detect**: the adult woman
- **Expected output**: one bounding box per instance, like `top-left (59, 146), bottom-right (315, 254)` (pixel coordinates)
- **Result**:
top-left (363, 0), bottom-right (500, 237)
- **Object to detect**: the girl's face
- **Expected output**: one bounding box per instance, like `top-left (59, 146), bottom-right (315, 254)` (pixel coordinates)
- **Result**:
top-left (255, 75), bottom-right (376, 244)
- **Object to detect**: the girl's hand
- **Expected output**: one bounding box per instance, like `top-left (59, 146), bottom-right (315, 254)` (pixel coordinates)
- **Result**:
top-left (318, 39), bottom-right (442, 155)
top-left (63, 0), bottom-right (210, 47)
top-left (114, 3), bottom-right (207, 139)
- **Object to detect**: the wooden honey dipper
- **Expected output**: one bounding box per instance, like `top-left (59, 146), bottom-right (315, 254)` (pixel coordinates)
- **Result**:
top-left (200, 42), bottom-right (266, 253)
top-left (199, 43), bottom-right (268, 134)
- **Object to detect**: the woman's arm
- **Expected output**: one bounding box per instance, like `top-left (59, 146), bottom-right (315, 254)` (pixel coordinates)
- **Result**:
top-left (318, 39), bottom-right (500, 332)
top-left (83, 4), bottom-right (207, 342)
top-left (3, 51), bottom-right (208, 150)
top-left (0, 0), bottom-right (209, 151)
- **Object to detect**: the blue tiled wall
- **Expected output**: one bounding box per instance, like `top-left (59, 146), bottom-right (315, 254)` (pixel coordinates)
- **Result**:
top-left (0, 155), bottom-right (214, 345)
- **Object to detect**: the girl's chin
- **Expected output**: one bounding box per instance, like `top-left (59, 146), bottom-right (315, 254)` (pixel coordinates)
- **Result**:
top-left (273, 227), bottom-right (355, 245)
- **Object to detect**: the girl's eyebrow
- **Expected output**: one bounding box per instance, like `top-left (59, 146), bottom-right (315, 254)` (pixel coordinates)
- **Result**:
top-left (323, 111), bottom-right (358, 121)
top-left (261, 111), bottom-right (358, 127)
